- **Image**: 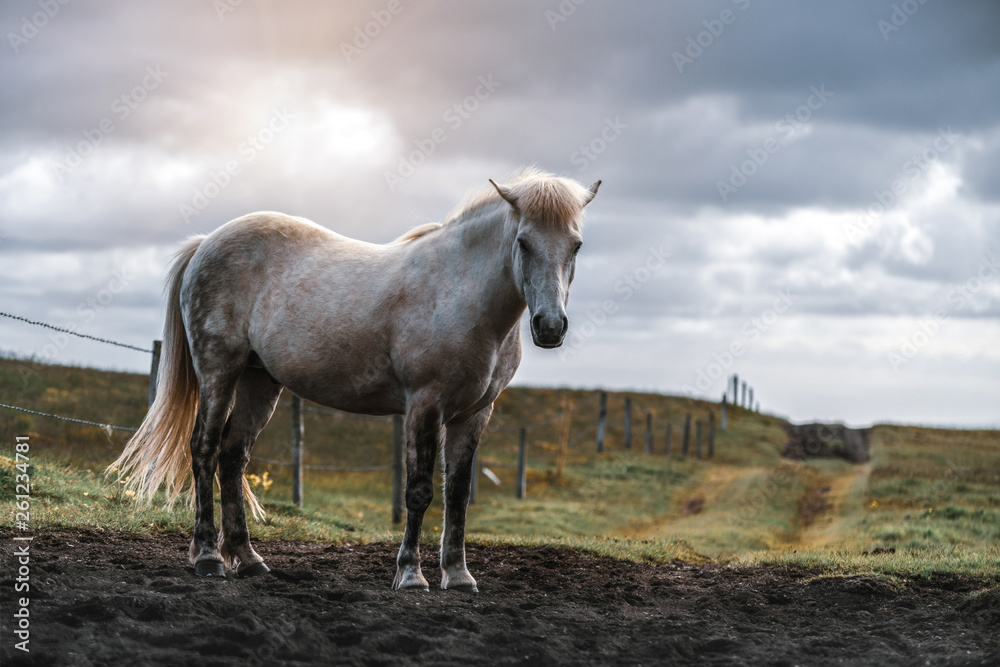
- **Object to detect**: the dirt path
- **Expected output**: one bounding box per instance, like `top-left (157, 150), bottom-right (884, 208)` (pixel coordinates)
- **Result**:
top-left (2, 530), bottom-right (998, 666)
top-left (796, 464), bottom-right (872, 549)
top-left (643, 461), bottom-right (873, 553)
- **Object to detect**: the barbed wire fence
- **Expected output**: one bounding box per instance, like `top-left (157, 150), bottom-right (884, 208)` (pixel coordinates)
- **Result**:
top-left (0, 311), bottom-right (154, 353)
top-left (0, 311), bottom-right (753, 520)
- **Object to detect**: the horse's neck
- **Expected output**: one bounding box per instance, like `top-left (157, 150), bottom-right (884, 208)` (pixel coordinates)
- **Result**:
top-left (437, 204), bottom-right (524, 334)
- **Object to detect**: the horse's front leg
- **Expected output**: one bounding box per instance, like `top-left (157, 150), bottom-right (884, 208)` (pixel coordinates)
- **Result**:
top-left (440, 404), bottom-right (492, 592)
top-left (393, 400), bottom-right (443, 591)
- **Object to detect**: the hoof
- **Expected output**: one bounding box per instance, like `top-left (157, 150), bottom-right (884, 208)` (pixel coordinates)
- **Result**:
top-left (441, 568), bottom-right (478, 593)
top-left (238, 562), bottom-right (270, 578)
top-left (392, 568), bottom-right (430, 592)
top-left (194, 560), bottom-right (226, 578)
top-left (396, 583), bottom-right (431, 592)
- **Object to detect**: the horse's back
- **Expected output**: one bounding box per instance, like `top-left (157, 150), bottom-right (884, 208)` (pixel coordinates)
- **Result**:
top-left (200, 211), bottom-right (379, 257)
top-left (181, 212), bottom-right (407, 408)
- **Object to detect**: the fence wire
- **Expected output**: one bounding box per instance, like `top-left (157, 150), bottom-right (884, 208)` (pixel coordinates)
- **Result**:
top-left (0, 401), bottom-right (138, 432)
top-left (0, 311), bottom-right (153, 353)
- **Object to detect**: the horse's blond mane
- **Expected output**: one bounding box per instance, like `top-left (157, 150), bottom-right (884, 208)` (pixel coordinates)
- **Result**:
top-left (444, 166), bottom-right (591, 227)
top-left (390, 222), bottom-right (442, 244)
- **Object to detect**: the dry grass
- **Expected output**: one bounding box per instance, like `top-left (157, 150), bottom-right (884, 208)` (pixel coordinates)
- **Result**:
top-left (2, 355), bottom-right (998, 579)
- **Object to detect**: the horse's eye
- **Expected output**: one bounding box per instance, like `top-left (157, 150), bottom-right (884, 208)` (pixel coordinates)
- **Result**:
top-left (573, 243), bottom-right (582, 255)
top-left (517, 238), bottom-right (530, 253)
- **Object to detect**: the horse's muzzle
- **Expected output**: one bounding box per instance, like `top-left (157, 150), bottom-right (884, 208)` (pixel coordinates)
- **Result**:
top-left (531, 312), bottom-right (568, 349)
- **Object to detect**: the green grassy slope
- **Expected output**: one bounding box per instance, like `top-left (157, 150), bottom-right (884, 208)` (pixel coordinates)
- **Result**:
top-left (2, 356), bottom-right (998, 578)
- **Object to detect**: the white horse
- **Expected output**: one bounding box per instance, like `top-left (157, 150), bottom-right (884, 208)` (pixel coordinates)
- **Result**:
top-left (109, 167), bottom-right (600, 591)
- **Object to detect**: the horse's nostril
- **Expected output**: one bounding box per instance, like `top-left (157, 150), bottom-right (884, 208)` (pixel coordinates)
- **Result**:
top-left (532, 312), bottom-right (568, 341)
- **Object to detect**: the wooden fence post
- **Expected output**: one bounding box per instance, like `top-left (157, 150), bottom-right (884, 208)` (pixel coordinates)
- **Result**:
top-left (596, 391), bottom-right (607, 453)
top-left (516, 427), bottom-right (527, 500)
top-left (644, 412), bottom-right (653, 455)
top-left (695, 420), bottom-right (703, 460)
top-left (732, 374), bottom-right (739, 405)
top-left (720, 393), bottom-right (727, 432)
top-left (147, 340), bottom-right (162, 407)
top-left (665, 423), bottom-right (672, 457)
top-left (623, 397), bottom-right (632, 451)
top-left (708, 410), bottom-right (715, 458)
top-left (749, 387), bottom-right (754, 413)
top-left (741, 381), bottom-right (747, 409)
top-left (392, 414), bottom-right (404, 523)
top-left (469, 449), bottom-right (478, 506)
top-left (291, 395), bottom-right (304, 507)
top-left (556, 397), bottom-right (571, 479)
top-left (682, 413), bottom-right (691, 456)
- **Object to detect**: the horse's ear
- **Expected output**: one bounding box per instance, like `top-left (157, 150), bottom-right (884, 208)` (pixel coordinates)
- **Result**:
top-left (583, 180), bottom-right (602, 207)
top-left (489, 179), bottom-right (520, 212)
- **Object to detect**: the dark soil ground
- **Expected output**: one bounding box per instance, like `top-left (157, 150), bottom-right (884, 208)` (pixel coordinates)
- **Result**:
top-left (2, 530), bottom-right (998, 666)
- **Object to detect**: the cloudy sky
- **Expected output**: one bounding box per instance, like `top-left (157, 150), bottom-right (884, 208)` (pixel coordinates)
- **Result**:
top-left (2, 1), bottom-right (998, 427)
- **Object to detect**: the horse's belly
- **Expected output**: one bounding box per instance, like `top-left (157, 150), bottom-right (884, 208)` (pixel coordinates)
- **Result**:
top-left (282, 367), bottom-right (405, 415)
top-left (311, 385), bottom-right (404, 415)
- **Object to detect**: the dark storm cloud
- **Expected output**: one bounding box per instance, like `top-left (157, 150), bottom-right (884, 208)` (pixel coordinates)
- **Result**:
top-left (1, 0), bottom-right (994, 253)
top-left (3, 1), bottom-right (997, 216)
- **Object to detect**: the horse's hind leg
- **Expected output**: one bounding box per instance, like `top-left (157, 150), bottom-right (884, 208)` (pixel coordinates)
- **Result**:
top-left (393, 397), bottom-right (444, 591)
top-left (219, 368), bottom-right (283, 577)
top-left (440, 405), bottom-right (492, 593)
top-left (189, 367), bottom-right (243, 577)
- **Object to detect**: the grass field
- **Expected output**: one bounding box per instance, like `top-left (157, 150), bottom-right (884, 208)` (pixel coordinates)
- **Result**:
top-left (2, 355), bottom-right (998, 580)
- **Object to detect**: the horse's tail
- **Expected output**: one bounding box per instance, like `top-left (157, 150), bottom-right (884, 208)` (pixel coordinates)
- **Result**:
top-left (107, 236), bottom-right (213, 511)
